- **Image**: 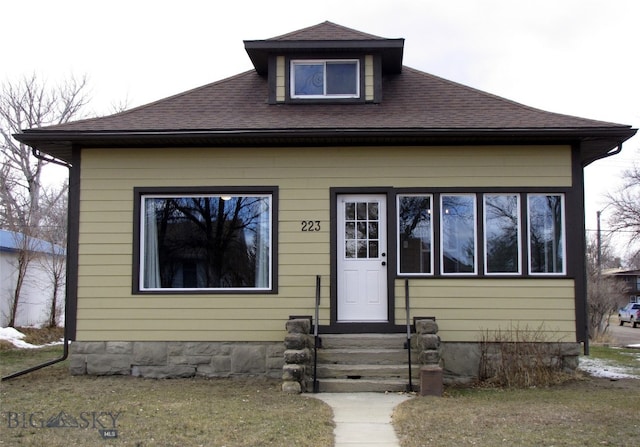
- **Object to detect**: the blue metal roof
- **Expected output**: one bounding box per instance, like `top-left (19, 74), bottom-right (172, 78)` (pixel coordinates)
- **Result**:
top-left (0, 229), bottom-right (65, 256)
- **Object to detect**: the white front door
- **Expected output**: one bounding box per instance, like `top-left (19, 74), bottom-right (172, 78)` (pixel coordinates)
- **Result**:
top-left (337, 194), bottom-right (388, 322)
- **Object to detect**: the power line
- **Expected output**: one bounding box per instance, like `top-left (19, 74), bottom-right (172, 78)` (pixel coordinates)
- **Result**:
top-left (586, 229), bottom-right (638, 234)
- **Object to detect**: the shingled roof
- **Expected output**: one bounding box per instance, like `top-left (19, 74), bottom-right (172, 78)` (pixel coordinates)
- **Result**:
top-left (15, 21), bottom-right (636, 166)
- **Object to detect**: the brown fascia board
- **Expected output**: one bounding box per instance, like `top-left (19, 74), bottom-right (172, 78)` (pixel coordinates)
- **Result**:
top-left (15, 126), bottom-right (636, 166)
top-left (244, 39), bottom-right (405, 75)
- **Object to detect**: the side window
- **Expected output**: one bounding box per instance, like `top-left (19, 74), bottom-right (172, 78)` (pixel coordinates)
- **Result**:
top-left (137, 191), bottom-right (273, 292)
top-left (528, 194), bottom-right (565, 274)
top-left (291, 60), bottom-right (360, 98)
top-left (484, 194), bottom-right (521, 274)
top-left (441, 194), bottom-right (477, 275)
top-left (398, 195), bottom-right (433, 274)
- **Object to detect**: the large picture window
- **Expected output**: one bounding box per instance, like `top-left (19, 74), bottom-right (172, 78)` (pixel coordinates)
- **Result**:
top-left (291, 60), bottom-right (360, 98)
top-left (484, 194), bottom-right (521, 274)
top-left (398, 195), bottom-right (432, 274)
top-left (528, 194), bottom-right (565, 274)
top-left (441, 194), bottom-right (476, 274)
top-left (138, 192), bottom-right (273, 292)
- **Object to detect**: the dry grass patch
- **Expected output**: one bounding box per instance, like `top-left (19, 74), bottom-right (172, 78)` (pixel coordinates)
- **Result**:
top-left (17, 326), bottom-right (64, 345)
top-left (394, 377), bottom-right (640, 447)
top-left (1, 347), bottom-right (334, 447)
top-left (0, 326), bottom-right (64, 351)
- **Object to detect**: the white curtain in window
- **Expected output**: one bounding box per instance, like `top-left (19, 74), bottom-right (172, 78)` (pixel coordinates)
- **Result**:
top-left (144, 199), bottom-right (161, 288)
top-left (254, 198), bottom-right (270, 288)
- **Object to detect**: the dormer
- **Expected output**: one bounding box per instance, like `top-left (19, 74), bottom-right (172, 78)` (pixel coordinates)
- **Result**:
top-left (244, 21), bottom-right (404, 104)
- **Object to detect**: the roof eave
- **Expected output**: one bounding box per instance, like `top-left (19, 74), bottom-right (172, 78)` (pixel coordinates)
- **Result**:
top-left (14, 126), bottom-right (636, 166)
top-left (244, 39), bottom-right (405, 75)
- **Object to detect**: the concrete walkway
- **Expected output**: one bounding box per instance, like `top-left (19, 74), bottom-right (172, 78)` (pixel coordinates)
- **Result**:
top-left (309, 392), bottom-right (413, 447)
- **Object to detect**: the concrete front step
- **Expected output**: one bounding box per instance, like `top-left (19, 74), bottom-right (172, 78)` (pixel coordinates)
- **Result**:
top-left (319, 333), bottom-right (409, 349)
top-left (317, 363), bottom-right (420, 379)
top-left (317, 348), bottom-right (411, 365)
top-left (313, 333), bottom-right (421, 392)
top-left (318, 377), bottom-right (418, 393)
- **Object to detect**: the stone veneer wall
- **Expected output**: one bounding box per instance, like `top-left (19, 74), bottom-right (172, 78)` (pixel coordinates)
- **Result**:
top-left (281, 318), bottom-right (314, 393)
top-left (440, 342), bottom-right (581, 384)
top-left (68, 337), bottom-right (580, 385)
top-left (69, 341), bottom-right (284, 379)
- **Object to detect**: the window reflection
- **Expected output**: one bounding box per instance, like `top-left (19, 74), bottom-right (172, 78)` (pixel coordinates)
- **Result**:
top-left (484, 194), bottom-right (520, 274)
top-left (396, 192), bottom-right (567, 277)
top-left (292, 60), bottom-right (359, 97)
top-left (344, 201), bottom-right (380, 259)
top-left (441, 195), bottom-right (476, 274)
top-left (142, 195), bottom-right (271, 289)
top-left (398, 195), bottom-right (432, 274)
top-left (528, 194), bottom-right (564, 274)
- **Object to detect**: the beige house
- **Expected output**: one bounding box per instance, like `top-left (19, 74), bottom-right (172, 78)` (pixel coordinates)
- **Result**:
top-left (16, 22), bottom-right (636, 390)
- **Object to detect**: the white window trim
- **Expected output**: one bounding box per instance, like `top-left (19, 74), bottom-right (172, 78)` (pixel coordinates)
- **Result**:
top-left (290, 59), bottom-right (360, 99)
top-left (397, 194), bottom-right (434, 276)
top-left (527, 193), bottom-right (566, 275)
top-left (483, 193), bottom-right (522, 276)
top-left (440, 194), bottom-right (478, 276)
top-left (139, 193), bottom-right (273, 292)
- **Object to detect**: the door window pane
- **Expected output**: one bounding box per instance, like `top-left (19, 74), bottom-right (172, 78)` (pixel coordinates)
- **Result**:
top-left (441, 195), bottom-right (476, 274)
top-left (398, 195), bottom-right (432, 274)
top-left (528, 194), bottom-right (565, 274)
top-left (344, 201), bottom-right (380, 259)
top-left (484, 194), bottom-right (520, 274)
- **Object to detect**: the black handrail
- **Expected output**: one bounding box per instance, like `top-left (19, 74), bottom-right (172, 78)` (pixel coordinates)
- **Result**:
top-left (405, 279), bottom-right (413, 392)
top-left (313, 275), bottom-right (321, 393)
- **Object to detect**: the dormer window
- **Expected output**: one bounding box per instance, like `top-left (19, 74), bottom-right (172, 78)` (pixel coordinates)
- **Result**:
top-left (291, 60), bottom-right (360, 99)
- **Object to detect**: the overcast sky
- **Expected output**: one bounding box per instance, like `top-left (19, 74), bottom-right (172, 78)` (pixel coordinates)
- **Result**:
top-left (5, 0), bottom-right (639, 256)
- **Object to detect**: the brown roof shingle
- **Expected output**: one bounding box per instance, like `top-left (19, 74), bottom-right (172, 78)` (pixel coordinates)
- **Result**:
top-left (35, 65), bottom-right (625, 132)
top-left (267, 21), bottom-right (388, 41)
top-left (16, 22), bottom-right (636, 165)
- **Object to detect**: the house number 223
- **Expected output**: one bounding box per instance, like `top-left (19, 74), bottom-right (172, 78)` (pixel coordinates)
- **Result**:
top-left (301, 220), bottom-right (321, 232)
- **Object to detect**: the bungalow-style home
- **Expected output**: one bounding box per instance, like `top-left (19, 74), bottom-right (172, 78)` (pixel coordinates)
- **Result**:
top-left (0, 229), bottom-right (66, 327)
top-left (15, 22), bottom-right (636, 391)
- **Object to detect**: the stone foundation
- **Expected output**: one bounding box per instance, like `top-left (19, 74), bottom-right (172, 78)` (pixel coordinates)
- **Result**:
top-left (440, 342), bottom-right (581, 384)
top-left (70, 341), bottom-right (284, 379)
top-left (68, 338), bottom-right (580, 386)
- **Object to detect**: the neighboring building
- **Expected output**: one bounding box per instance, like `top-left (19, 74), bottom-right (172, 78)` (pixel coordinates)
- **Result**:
top-left (0, 229), bottom-right (66, 327)
top-left (14, 22), bottom-right (636, 387)
top-left (606, 269), bottom-right (640, 303)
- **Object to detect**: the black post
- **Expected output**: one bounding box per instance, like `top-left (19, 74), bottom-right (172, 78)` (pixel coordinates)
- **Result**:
top-left (313, 275), bottom-right (321, 393)
top-left (405, 279), bottom-right (413, 392)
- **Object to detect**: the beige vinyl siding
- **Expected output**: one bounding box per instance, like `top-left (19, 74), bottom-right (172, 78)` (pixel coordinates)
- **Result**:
top-left (276, 56), bottom-right (285, 102)
top-left (365, 55), bottom-right (374, 100)
top-left (76, 145), bottom-right (572, 342)
top-left (393, 279), bottom-right (577, 342)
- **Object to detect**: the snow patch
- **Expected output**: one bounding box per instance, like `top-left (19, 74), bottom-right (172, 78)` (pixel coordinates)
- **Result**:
top-left (0, 327), bottom-right (63, 349)
top-left (578, 355), bottom-right (640, 379)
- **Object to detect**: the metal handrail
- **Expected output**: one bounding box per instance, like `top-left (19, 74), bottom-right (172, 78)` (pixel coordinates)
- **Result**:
top-left (313, 275), bottom-right (321, 393)
top-left (405, 279), bottom-right (413, 392)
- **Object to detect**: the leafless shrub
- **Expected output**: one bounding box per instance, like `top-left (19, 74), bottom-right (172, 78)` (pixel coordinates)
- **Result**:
top-left (479, 323), bottom-right (572, 388)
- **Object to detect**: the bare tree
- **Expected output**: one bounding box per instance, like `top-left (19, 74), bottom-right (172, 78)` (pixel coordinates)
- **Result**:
top-left (585, 235), bottom-right (628, 340)
top-left (38, 182), bottom-right (68, 327)
top-left (606, 151), bottom-right (640, 260)
top-left (0, 73), bottom-right (89, 327)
